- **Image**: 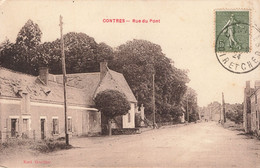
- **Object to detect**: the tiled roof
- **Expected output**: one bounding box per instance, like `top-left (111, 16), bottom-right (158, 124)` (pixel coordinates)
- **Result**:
top-left (55, 73), bottom-right (100, 105)
top-left (94, 69), bottom-right (137, 103)
top-left (0, 67), bottom-right (88, 106)
top-left (0, 66), bottom-right (137, 106)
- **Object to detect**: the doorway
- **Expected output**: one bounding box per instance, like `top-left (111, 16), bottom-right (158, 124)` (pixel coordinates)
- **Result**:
top-left (22, 119), bottom-right (29, 138)
top-left (41, 119), bottom-right (45, 139)
top-left (11, 119), bottom-right (17, 137)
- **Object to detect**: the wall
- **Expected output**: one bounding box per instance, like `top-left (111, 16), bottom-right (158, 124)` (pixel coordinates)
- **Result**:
top-left (250, 90), bottom-right (260, 135)
top-left (255, 90), bottom-right (260, 135)
top-left (122, 103), bottom-right (135, 128)
top-left (0, 98), bottom-right (22, 140)
top-left (250, 95), bottom-right (256, 132)
top-left (0, 97), bottom-right (101, 141)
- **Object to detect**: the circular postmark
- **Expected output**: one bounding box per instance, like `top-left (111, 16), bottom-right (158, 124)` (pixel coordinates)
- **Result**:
top-left (215, 23), bottom-right (260, 74)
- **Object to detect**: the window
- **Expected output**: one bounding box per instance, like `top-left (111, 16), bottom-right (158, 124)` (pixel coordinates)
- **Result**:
top-left (52, 118), bottom-right (59, 134)
top-left (68, 117), bottom-right (72, 132)
top-left (128, 113), bottom-right (131, 123)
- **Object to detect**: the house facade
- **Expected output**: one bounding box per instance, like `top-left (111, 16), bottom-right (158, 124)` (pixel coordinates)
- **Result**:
top-left (243, 80), bottom-right (260, 136)
top-left (249, 85), bottom-right (260, 135)
top-left (0, 62), bottom-right (137, 142)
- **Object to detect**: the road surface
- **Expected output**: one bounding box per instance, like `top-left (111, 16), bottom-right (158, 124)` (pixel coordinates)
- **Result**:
top-left (2, 122), bottom-right (260, 168)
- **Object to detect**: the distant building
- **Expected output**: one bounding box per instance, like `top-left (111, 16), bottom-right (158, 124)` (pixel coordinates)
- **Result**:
top-left (243, 80), bottom-right (260, 135)
top-left (249, 82), bottom-right (260, 135)
top-left (200, 101), bottom-right (221, 121)
top-left (0, 62), bottom-right (137, 142)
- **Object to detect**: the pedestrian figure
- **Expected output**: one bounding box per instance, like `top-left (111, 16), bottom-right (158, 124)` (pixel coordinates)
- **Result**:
top-left (221, 14), bottom-right (242, 50)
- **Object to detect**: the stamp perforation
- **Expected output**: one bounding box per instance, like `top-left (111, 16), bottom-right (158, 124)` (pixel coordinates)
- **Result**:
top-left (214, 8), bottom-right (252, 53)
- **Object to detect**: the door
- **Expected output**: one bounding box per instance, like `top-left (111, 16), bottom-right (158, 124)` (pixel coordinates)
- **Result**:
top-left (11, 119), bottom-right (17, 137)
top-left (41, 119), bottom-right (45, 139)
top-left (22, 119), bottom-right (29, 138)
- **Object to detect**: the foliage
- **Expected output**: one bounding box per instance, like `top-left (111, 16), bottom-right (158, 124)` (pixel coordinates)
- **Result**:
top-left (0, 20), bottom-right (192, 124)
top-left (30, 138), bottom-right (72, 153)
top-left (16, 19), bottom-right (42, 48)
top-left (182, 87), bottom-right (199, 122)
top-left (40, 33), bottom-right (114, 74)
top-left (0, 22), bottom-right (114, 75)
top-left (0, 20), bottom-right (42, 75)
top-left (110, 39), bottom-right (189, 122)
top-left (94, 90), bottom-right (131, 118)
top-left (226, 103), bottom-right (243, 124)
top-left (0, 138), bottom-right (72, 153)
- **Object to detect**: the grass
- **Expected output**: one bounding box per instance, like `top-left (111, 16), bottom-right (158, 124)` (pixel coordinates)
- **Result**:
top-left (222, 119), bottom-right (243, 131)
top-left (0, 138), bottom-right (72, 154)
top-left (222, 120), bottom-right (260, 141)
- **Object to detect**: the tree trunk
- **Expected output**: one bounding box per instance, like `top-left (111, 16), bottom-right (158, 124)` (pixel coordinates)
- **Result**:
top-left (108, 119), bottom-right (112, 136)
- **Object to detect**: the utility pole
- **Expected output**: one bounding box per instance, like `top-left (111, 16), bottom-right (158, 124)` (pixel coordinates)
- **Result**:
top-left (186, 94), bottom-right (189, 122)
top-left (222, 92), bottom-right (226, 123)
top-left (219, 104), bottom-right (222, 122)
top-left (152, 74), bottom-right (156, 128)
top-left (59, 15), bottom-right (69, 145)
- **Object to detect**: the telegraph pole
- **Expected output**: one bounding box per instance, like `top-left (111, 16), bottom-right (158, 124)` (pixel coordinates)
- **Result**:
top-left (152, 74), bottom-right (156, 128)
top-left (222, 92), bottom-right (226, 123)
top-left (59, 15), bottom-right (69, 145)
top-left (219, 104), bottom-right (222, 122)
top-left (186, 94), bottom-right (189, 122)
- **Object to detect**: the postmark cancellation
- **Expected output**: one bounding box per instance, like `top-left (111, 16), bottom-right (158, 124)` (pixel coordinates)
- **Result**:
top-left (215, 10), bottom-right (260, 74)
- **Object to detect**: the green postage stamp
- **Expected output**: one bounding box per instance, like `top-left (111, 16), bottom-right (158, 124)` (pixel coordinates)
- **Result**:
top-left (214, 10), bottom-right (260, 74)
top-left (215, 11), bottom-right (250, 53)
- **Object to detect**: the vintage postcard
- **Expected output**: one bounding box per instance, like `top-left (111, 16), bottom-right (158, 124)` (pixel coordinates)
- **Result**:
top-left (0, 0), bottom-right (260, 168)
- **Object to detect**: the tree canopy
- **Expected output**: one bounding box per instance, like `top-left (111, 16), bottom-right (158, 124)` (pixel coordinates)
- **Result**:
top-left (94, 90), bottom-right (131, 118)
top-left (183, 87), bottom-right (199, 122)
top-left (0, 19), bottom-right (43, 74)
top-left (0, 19), bottom-right (195, 123)
top-left (110, 39), bottom-right (189, 122)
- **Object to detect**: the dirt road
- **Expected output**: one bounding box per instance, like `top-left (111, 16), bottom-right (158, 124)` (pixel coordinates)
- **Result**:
top-left (2, 122), bottom-right (260, 168)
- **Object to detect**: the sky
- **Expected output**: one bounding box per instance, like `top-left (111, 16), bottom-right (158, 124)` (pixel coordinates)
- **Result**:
top-left (0, 0), bottom-right (259, 107)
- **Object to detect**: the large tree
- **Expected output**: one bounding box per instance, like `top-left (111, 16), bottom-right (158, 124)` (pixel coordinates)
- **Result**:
top-left (37, 33), bottom-right (114, 74)
top-left (110, 39), bottom-right (189, 122)
top-left (0, 20), bottom-right (114, 75)
top-left (94, 90), bottom-right (130, 136)
top-left (16, 19), bottom-right (42, 48)
top-left (0, 20), bottom-right (43, 75)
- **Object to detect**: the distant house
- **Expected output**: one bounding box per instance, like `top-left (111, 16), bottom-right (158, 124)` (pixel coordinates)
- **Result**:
top-left (243, 81), bottom-right (260, 135)
top-left (0, 62), bottom-right (137, 141)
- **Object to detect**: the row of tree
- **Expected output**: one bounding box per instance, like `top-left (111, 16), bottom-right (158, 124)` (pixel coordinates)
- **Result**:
top-left (0, 19), bottom-right (199, 123)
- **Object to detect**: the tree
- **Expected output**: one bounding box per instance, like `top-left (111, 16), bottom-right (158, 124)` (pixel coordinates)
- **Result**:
top-left (16, 19), bottom-right (42, 48)
top-left (0, 20), bottom-right (115, 75)
top-left (226, 103), bottom-right (243, 124)
top-left (0, 38), bottom-right (15, 69)
top-left (94, 90), bottom-right (131, 136)
top-left (183, 87), bottom-right (199, 122)
top-left (110, 39), bottom-right (189, 122)
top-left (0, 20), bottom-right (43, 75)
top-left (39, 33), bottom-right (114, 74)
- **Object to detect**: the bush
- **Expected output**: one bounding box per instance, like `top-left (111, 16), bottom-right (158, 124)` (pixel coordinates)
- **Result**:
top-left (0, 138), bottom-right (33, 149)
top-left (0, 138), bottom-right (72, 153)
top-left (30, 138), bottom-right (72, 153)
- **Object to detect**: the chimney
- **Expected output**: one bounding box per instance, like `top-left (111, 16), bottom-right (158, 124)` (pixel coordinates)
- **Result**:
top-left (39, 67), bottom-right (49, 85)
top-left (100, 62), bottom-right (108, 81)
top-left (246, 81), bottom-right (250, 89)
top-left (255, 80), bottom-right (260, 89)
